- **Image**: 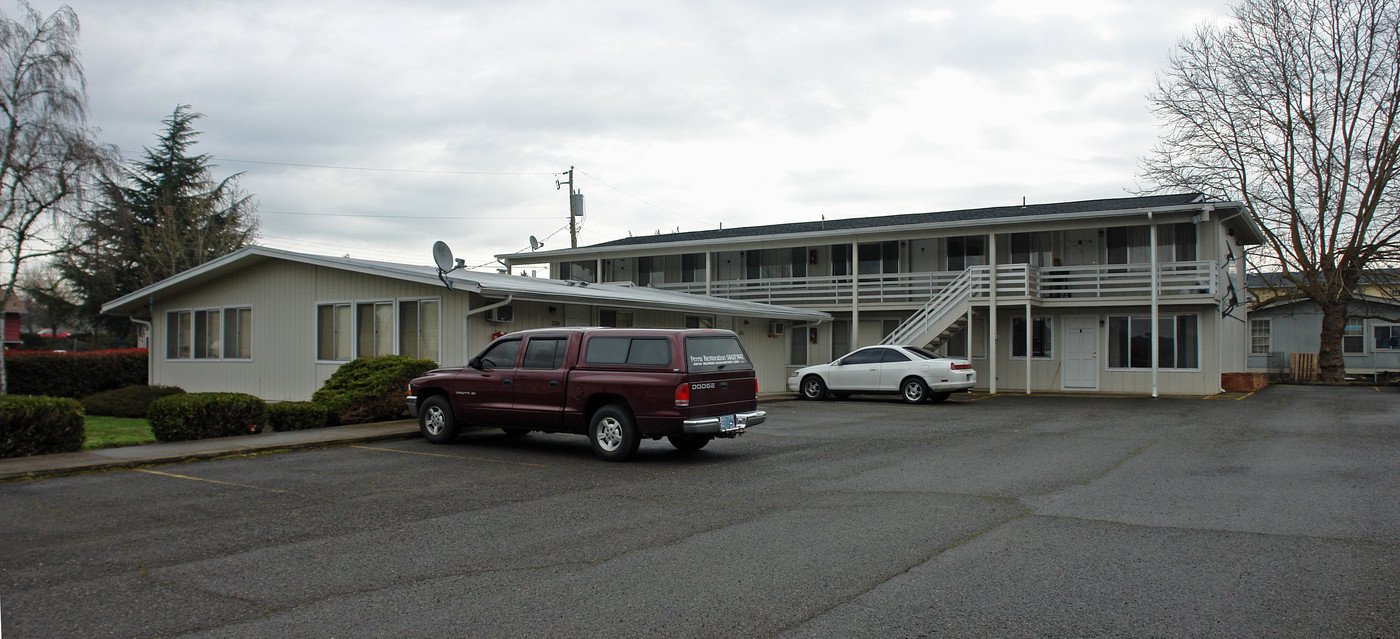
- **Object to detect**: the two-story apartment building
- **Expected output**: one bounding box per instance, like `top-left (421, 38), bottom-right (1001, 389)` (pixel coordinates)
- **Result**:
top-left (501, 194), bottom-right (1265, 396)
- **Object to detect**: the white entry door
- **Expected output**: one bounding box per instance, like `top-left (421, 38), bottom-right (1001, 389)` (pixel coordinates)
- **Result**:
top-left (1063, 316), bottom-right (1099, 390)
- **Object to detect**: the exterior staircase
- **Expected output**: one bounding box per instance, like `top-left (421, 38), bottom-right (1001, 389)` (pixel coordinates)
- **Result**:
top-left (880, 267), bottom-right (975, 350)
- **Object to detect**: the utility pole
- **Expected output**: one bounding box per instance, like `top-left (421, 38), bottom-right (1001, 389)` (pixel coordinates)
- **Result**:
top-left (557, 166), bottom-right (581, 248)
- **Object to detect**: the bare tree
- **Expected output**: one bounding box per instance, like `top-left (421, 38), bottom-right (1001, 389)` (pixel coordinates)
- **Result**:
top-left (0, 2), bottom-right (112, 391)
top-left (1143, 0), bottom-right (1400, 382)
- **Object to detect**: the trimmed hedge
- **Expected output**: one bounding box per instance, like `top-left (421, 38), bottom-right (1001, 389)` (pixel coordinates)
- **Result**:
top-left (267, 401), bottom-right (329, 432)
top-left (81, 385), bottom-right (186, 418)
top-left (0, 395), bottom-right (85, 458)
top-left (147, 393), bottom-right (266, 442)
top-left (7, 348), bottom-right (148, 398)
top-left (312, 355), bottom-right (437, 425)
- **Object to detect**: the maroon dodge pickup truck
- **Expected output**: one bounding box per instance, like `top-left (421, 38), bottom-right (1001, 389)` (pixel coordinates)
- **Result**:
top-left (407, 327), bottom-right (765, 461)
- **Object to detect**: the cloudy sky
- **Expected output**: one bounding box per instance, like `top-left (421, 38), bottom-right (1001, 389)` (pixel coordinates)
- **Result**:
top-left (27, 0), bottom-right (1234, 270)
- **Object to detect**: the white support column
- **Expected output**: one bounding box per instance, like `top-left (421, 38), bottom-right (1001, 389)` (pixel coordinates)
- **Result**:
top-left (595, 258), bottom-right (603, 284)
top-left (1150, 214), bottom-right (1159, 398)
top-left (989, 233), bottom-right (998, 395)
top-left (1026, 300), bottom-right (1032, 395)
top-left (705, 251), bottom-right (712, 296)
top-left (850, 241), bottom-right (860, 347)
top-left (966, 308), bottom-right (973, 361)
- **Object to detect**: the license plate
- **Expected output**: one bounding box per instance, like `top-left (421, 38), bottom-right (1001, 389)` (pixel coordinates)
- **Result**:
top-left (719, 414), bottom-right (738, 432)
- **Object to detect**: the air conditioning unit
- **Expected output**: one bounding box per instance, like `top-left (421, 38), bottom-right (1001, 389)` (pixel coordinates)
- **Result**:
top-left (488, 305), bottom-right (514, 323)
top-left (769, 322), bottom-right (785, 336)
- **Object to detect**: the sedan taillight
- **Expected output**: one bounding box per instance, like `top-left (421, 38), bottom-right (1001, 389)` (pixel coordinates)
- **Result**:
top-left (675, 382), bottom-right (691, 408)
top-left (951, 363), bottom-right (972, 370)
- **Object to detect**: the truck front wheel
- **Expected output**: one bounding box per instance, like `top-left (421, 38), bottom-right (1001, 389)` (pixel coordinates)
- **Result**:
top-left (419, 396), bottom-right (459, 444)
top-left (589, 404), bottom-right (640, 461)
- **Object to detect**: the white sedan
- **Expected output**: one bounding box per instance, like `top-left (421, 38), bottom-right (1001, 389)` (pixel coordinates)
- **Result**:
top-left (787, 345), bottom-right (976, 404)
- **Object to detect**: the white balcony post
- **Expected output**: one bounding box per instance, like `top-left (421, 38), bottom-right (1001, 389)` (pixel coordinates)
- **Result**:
top-left (851, 241), bottom-right (860, 347)
top-left (989, 233), bottom-right (998, 395)
top-left (1150, 215), bottom-right (1159, 398)
top-left (1026, 300), bottom-right (1032, 395)
top-left (705, 251), bottom-right (712, 296)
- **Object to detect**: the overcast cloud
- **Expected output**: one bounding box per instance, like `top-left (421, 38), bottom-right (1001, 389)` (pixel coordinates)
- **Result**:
top-left (26, 0), bottom-right (1234, 270)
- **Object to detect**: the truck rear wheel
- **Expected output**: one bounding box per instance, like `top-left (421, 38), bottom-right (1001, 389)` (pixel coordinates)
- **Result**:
top-left (418, 396), bottom-right (458, 444)
top-left (667, 434), bottom-right (712, 452)
top-left (589, 404), bottom-right (640, 461)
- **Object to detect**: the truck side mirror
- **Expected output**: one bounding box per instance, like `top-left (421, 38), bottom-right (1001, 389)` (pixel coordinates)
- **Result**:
top-left (469, 356), bottom-right (483, 370)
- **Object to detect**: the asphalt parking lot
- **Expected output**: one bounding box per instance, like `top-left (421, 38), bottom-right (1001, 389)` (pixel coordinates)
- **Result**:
top-left (1, 385), bottom-right (1396, 638)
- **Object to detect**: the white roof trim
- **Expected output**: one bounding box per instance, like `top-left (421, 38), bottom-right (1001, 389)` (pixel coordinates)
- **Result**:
top-left (101, 245), bottom-right (830, 322)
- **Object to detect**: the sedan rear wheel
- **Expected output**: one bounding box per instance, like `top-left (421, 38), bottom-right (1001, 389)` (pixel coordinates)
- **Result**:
top-left (901, 378), bottom-right (929, 404)
top-left (801, 375), bottom-right (828, 400)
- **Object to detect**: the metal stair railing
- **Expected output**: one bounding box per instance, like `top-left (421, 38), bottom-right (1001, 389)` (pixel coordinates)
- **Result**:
top-left (880, 267), bottom-right (975, 346)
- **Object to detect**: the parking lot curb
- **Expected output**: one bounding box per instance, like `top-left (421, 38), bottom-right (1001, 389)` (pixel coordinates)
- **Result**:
top-left (0, 420), bottom-right (421, 482)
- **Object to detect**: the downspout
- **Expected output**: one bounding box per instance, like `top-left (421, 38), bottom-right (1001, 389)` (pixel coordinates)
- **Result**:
top-left (850, 241), bottom-right (859, 347)
top-left (463, 295), bottom-right (514, 363)
top-left (132, 317), bottom-right (153, 385)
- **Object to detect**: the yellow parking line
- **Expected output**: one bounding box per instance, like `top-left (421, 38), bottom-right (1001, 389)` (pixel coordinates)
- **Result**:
top-left (1235, 390), bottom-right (1258, 400)
top-left (351, 445), bottom-right (547, 468)
top-left (135, 469), bottom-right (288, 493)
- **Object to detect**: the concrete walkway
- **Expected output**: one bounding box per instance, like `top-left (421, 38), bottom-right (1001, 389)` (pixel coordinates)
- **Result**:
top-left (0, 419), bottom-right (421, 481)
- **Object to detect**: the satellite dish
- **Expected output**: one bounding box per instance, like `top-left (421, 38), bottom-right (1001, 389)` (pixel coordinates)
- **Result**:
top-left (529, 235), bottom-right (542, 251)
top-left (432, 241), bottom-right (455, 272)
top-left (432, 240), bottom-right (466, 290)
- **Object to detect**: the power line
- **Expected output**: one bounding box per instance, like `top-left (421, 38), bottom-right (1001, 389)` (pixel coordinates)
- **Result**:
top-left (577, 170), bottom-right (714, 227)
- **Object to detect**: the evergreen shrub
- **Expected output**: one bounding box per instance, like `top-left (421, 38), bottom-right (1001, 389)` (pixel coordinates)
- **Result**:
top-left (0, 395), bottom-right (85, 458)
top-left (312, 355), bottom-right (437, 424)
top-left (81, 385), bottom-right (185, 418)
top-left (266, 401), bottom-right (329, 431)
top-left (7, 348), bottom-right (148, 398)
top-left (147, 393), bottom-right (265, 442)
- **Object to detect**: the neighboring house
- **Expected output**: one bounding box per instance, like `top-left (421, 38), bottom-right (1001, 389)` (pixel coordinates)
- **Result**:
top-left (100, 247), bottom-right (829, 400)
top-left (2, 296), bottom-right (24, 347)
top-left (1246, 272), bottom-right (1400, 380)
top-left (500, 193), bottom-right (1266, 396)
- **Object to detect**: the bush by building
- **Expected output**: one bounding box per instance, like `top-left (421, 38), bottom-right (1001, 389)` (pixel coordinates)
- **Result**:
top-left (312, 355), bottom-right (436, 424)
top-left (80, 385), bottom-right (185, 418)
top-left (147, 393), bottom-right (265, 442)
top-left (0, 395), bottom-right (84, 458)
top-left (7, 348), bottom-right (148, 398)
top-left (266, 401), bottom-right (329, 431)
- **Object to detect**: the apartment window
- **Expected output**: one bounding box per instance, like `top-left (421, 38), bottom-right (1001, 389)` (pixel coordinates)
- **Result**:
top-left (789, 326), bottom-right (808, 366)
top-left (559, 260), bottom-right (596, 283)
top-left (1250, 319), bottom-right (1271, 354)
top-left (1108, 223), bottom-right (1196, 264)
top-left (685, 315), bottom-right (714, 329)
top-left (357, 302), bottom-right (394, 358)
top-left (830, 244), bottom-right (852, 277)
top-left (600, 309), bottom-right (634, 328)
top-left (400, 299), bottom-right (440, 362)
top-left (1343, 321), bottom-right (1365, 355)
top-left (1374, 324), bottom-right (1400, 350)
top-left (317, 303), bottom-right (353, 361)
top-left (168, 307), bottom-right (252, 360)
top-left (681, 253), bottom-right (704, 283)
top-left (1108, 314), bottom-right (1199, 369)
top-left (166, 310), bottom-right (192, 359)
top-left (831, 319), bottom-right (851, 358)
top-left (224, 308), bottom-right (252, 359)
top-left (193, 309), bottom-right (220, 358)
top-left (947, 236), bottom-right (987, 271)
top-left (1012, 317), bottom-right (1053, 358)
top-left (857, 241), bottom-right (898, 275)
top-left (1010, 233), bottom-right (1053, 266)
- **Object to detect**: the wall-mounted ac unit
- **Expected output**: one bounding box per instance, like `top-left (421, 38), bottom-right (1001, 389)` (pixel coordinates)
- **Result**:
top-left (769, 322), bottom-right (785, 336)
top-left (488, 305), bottom-right (514, 323)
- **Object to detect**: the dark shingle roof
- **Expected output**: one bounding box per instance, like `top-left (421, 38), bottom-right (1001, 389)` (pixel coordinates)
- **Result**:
top-left (589, 193), bottom-right (1208, 249)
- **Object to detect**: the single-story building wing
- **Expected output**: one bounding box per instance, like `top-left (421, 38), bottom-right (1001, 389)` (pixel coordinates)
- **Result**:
top-left (101, 246), bottom-right (831, 399)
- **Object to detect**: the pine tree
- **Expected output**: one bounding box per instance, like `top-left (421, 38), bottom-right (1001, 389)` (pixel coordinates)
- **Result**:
top-left (64, 105), bottom-right (259, 342)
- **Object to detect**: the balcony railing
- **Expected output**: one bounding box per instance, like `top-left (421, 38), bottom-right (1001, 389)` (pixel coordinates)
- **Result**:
top-left (648, 261), bottom-right (1218, 305)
